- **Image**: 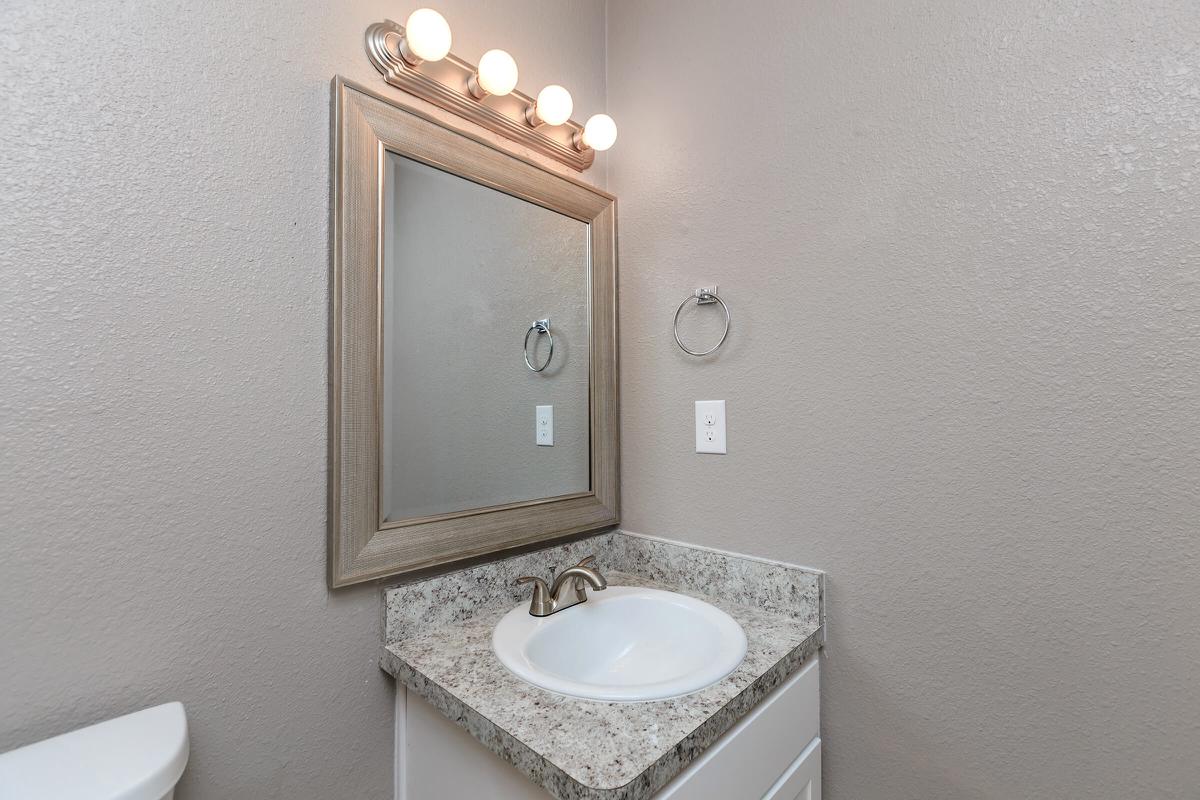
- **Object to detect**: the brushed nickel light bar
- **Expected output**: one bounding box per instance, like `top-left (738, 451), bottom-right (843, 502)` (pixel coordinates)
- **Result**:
top-left (364, 10), bottom-right (617, 173)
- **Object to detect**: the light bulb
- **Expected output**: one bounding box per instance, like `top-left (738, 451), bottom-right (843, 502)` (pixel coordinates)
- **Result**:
top-left (533, 85), bottom-right (573, 126)
top-left (401, 8), bottom-right (451, 64)
top-left (581, 114), bottom-right (618, 151)
top-left (474, 49), bottom-right (518, 97)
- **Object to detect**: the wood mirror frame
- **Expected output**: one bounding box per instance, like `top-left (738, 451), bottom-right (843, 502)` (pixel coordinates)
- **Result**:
top-left (328, 78), bottom-right (619, 588)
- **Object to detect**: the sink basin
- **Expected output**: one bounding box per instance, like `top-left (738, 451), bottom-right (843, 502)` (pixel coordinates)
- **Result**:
top-left (492, 586), bottom-right (747, 702)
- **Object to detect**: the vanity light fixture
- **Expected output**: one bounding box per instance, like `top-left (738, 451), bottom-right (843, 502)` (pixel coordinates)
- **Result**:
top-left (362, 13), bottom-right (615, 171)
top-left (397, 8), bottom-right (452, 65)
top-left (468, 49), bottom-right (519, 98)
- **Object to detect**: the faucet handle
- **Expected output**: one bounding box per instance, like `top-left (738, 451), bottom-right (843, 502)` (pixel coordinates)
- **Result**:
top-left (575, 554), bottom-right (597, 568)
top-left (516, 576), bottom-right (553, 616)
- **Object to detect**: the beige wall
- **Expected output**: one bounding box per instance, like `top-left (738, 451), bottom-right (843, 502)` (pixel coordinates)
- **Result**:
top-left (607, 1), bottom-right (1200, 798)
top-left (0, 2), bottom-right (606, 798)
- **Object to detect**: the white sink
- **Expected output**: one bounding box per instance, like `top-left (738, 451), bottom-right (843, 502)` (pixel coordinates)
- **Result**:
top-left (492, 586), bottom-right (747, 702)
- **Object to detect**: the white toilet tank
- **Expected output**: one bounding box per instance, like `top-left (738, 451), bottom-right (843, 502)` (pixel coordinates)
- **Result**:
top-left (0, 702), bottom-right (189, 800)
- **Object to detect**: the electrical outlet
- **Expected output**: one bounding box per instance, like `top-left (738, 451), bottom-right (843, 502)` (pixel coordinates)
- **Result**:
top-left (536, 405), bottom-right (553, 446)
top-left (694, 400), bottom-right (726, 454)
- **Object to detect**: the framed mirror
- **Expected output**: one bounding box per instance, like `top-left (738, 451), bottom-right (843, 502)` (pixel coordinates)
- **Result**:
top-left (329, 78), bottom-right (619, 587)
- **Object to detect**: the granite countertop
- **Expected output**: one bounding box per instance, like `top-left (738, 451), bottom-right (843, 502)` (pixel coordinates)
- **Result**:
top-left (380, 530), bottom-right (825, 800)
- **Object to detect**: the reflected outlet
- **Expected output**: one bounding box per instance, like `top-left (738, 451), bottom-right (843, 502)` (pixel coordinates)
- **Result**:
top-left (536, 405), bottom-right (554, 446)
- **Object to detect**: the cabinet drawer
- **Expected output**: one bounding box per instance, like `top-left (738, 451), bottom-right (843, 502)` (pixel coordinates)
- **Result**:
top-left (655, 658), bottom-right (820, 800)
top-left (764, 738), bottom-right (821, 800)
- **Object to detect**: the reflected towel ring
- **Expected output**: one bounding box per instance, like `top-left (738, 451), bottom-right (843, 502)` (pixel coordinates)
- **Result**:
top-left (524, 318), bottom-right (554, 372)
top-left (674, 289), bottom-right (730, 356)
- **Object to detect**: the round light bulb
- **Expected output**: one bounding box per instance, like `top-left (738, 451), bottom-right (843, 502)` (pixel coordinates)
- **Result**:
top-left (403, 8), bottom-right (452, 62)
top-left (476, 49), bottom-right (518, 97)
top-left (582, 114), bottom-right (618, 151)
top-left (534, 85), bottom-right (573, 126)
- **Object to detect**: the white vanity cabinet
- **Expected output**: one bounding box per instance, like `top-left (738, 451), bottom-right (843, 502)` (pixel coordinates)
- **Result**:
top-left (399, 658), bottom-right (821, 800)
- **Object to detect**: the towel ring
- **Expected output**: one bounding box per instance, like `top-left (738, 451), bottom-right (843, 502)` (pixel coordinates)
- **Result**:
top-left (674, 290), bottom-right (730, 356)
top-left (524, 318), bottom-right (554, 372)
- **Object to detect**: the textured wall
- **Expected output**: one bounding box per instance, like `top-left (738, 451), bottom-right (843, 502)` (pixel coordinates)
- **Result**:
top-left (606, 1), bottom-right (1199, 798)
top-left (0, 1), bottom-right (606, 798)
top-left (383, 155), bottom-right (590, 520)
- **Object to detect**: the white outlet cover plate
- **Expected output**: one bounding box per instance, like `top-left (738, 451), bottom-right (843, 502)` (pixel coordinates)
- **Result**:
top-left (695, 400), bottom-right (726, 454)
top-left (536, 405), bottom-right (553, 446)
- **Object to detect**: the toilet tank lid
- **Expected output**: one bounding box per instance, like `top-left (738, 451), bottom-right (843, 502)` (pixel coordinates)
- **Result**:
top-left (0, 702), bottom-right (189, 800)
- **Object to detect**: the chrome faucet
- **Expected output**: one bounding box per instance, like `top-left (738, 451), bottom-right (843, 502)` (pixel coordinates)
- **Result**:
top-left (516, 555), bottom-right (608, 617)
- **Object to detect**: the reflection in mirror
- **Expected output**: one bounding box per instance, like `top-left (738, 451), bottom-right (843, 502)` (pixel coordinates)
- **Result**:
top-left (381, 153), bottom-right (591, 523)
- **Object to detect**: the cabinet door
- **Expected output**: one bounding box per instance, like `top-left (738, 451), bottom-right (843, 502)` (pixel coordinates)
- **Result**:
top-left (763, 738), bottom-right (821, 800)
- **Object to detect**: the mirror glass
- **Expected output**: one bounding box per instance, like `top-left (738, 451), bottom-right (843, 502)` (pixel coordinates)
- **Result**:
top-left (380, 153), bottom-right (591, 523)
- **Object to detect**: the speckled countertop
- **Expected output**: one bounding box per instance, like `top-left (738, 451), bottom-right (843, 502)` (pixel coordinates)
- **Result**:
top-left (380, 530), bottom-right (825, 800)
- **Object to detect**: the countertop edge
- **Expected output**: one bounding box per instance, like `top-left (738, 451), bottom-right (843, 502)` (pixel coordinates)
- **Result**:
top-left (380, 625), bottom-right (825, 800)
